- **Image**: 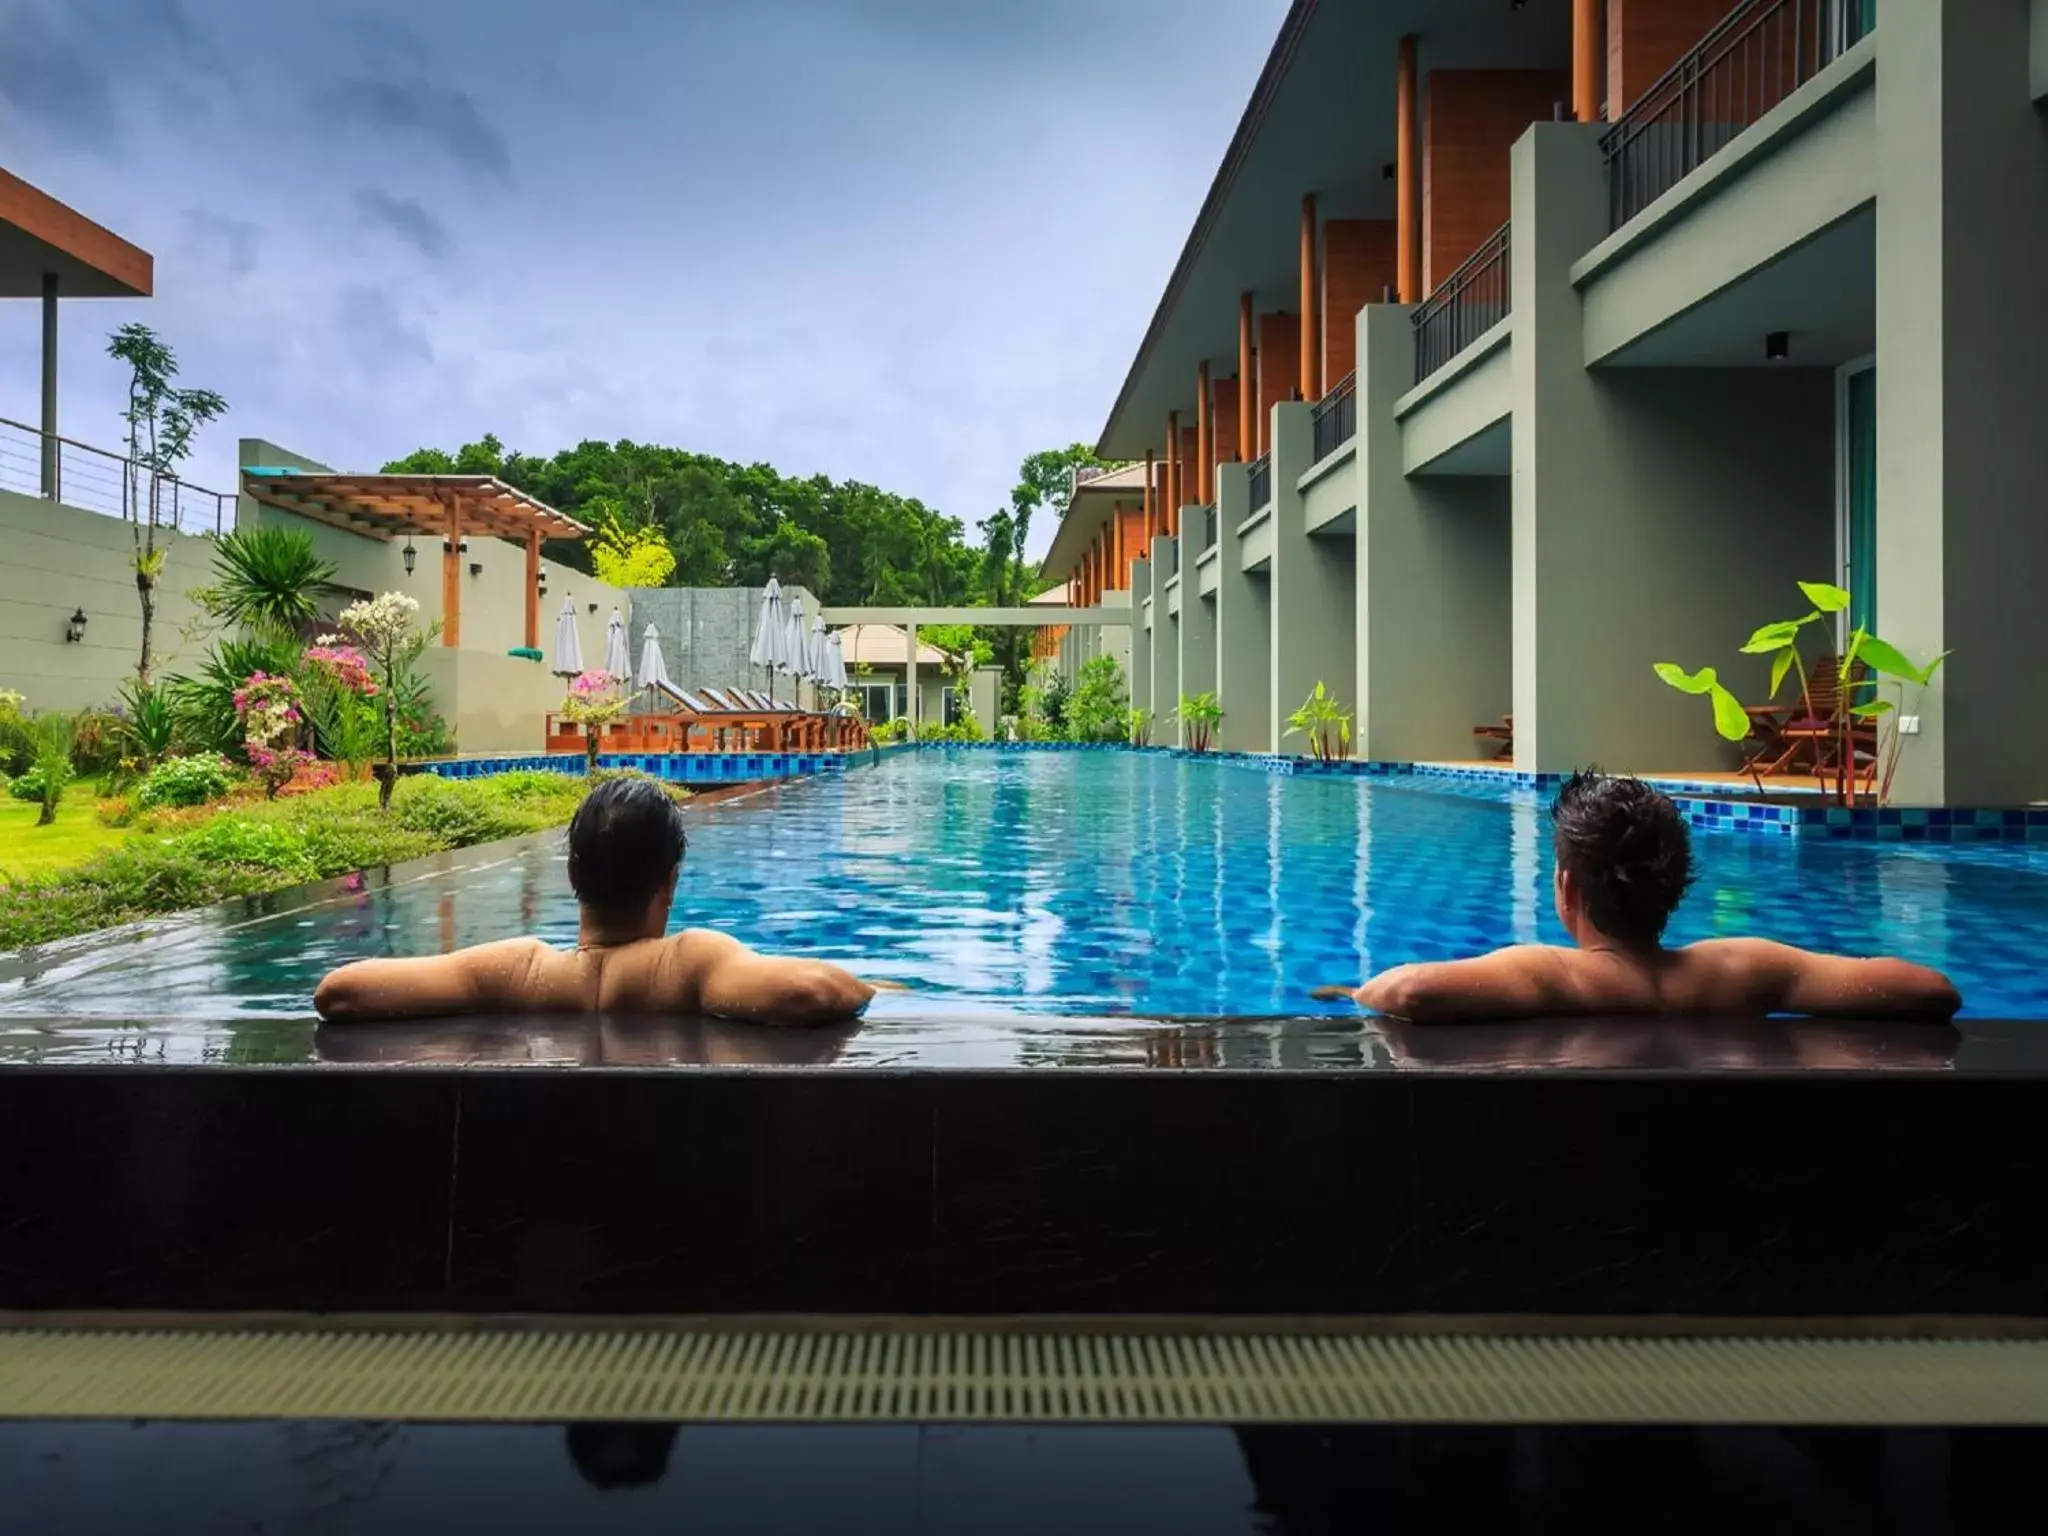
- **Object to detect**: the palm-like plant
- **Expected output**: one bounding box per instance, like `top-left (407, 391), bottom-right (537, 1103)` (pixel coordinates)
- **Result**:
top-left (1174, 691), bottom-right (1223, 752)
top-left (1284, 682), bottom-right (1353, 763)
top-left (208, 526), bottom-right (336, 640)
top-left (119, 679), bottom-right (180, 770)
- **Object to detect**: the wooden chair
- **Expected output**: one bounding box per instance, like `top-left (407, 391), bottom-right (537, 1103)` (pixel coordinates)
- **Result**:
top-left (1753, 655), bottom-right (1877, 789)
top-left (1472, 714), bottom-right (1512, 759)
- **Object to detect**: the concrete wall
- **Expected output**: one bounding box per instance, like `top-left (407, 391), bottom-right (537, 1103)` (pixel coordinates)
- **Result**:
top-left (1399, 330), bottom-right (1512, 474)
top-left (1513, 118), bottom-right (1835, 774)
top-left (1213, 463), bottom-right (1272, 752)
top-left (623, 585), bottom-right (820, 708)
top-left (1876, 0), bottom-right (2048, 804)
top-left (419, 648), bottom-right (562, 755)
top-left (0, 487), bottom-right (217, 711)
top-left (1357, 304), bottom-right (1513, 761)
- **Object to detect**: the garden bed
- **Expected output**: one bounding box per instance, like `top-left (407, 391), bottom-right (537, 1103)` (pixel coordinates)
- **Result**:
top-left (0, 771), bottom-right (607, 951)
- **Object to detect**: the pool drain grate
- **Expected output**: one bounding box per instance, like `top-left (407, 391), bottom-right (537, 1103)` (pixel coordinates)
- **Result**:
top-left (3, 1328), bottom-right (2047, 1424)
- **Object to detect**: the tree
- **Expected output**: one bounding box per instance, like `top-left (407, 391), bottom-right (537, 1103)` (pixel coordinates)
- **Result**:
top-left (108, 324), bottom-right (228, 686)
top-left (322, 592), bottom-right (436, 810)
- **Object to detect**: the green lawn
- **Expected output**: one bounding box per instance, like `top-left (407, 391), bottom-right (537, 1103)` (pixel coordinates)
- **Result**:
top-left (0, 796), bottom-right (134, 877)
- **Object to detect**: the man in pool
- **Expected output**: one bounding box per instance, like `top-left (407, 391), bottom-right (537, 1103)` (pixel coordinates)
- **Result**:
top-left (314, 776), bottom-right (876, 1025)
top-left (1321, 771), bottom-right (1961, 1024)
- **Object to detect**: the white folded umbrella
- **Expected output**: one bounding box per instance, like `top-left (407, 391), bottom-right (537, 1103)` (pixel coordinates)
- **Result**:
top-left (551, 596), bottom-right (585, 677)
top-left (750, 577), bottom-right (786, 701)
top-left (784, 593), bottom-right (811, 680)
top-left (602, 608), bottom-right (630, 682)
top-left (825, 630), bottom-right (847, 691)
top-left (809, 612), bottom-right (828, 686)
top-left (636, 622), bottom-right (671, 694)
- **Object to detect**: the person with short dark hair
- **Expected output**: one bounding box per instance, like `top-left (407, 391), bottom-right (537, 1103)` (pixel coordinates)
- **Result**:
top-left (314, 776), bottom-right (875, 1025)
top-left (1323, 771), bottom-right (1960, 1024)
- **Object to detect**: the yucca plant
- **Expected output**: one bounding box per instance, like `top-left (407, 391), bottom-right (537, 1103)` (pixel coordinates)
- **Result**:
top-left (1174, 691), bottom-right (1222, 752)
top-left (118, 679), bottom-right (180, 771)
top-left (206, 525), bottom-right (336, 640)
top-left (1284, 682), bottom-right (1352, 763)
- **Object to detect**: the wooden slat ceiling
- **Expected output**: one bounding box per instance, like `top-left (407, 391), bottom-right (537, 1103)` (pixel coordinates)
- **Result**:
top-left (239, 473), bottom-right (589, 543)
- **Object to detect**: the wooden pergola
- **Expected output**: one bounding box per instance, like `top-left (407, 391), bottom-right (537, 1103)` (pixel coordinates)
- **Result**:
top-left (240, 471), bottom-right (589, 650)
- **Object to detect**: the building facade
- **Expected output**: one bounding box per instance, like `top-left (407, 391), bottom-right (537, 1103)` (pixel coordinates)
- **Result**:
top-left (1043, 0), bottom-right (2046, 806)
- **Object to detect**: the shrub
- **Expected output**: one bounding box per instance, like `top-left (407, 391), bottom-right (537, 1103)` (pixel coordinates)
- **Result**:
top-left (172, 817), bottom-right (317, 880)
top-left (392, 774), bottom-right (524, 844)
top-left (0, 690), bottom-right (34, 777)
top-left (96, 797), bottom-right (137, 828)
top-left (70, 707), bottom-right (127, 777)
top-left (1063, 656), bottom-right (1129, 743)
top-left (869, 717), bottom-right (910, 745)
top-left (7, 766), bottom-right (48, 802)
top-left (137, 752), bottom-right (236, 810)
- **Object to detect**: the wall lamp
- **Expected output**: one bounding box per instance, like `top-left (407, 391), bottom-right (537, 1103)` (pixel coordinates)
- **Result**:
top-left (587, 602), bottom-right (599, 614)
top-left (402, 538), bottom-right (417, 576)
top-left (444, 537), bottom-right (469, 554)
top-left (64, 607), bottom-right (87, 643)
top-left (468, 562), bottom-right (483, 577)
top-left (1766, 330), bottom-right (1790, 362)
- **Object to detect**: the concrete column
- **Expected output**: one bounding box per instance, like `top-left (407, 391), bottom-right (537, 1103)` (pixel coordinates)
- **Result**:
top-left (1267, 401), bottom-right (1355, 753)
top-left (524, 531), bottom-right (541, 650)
top-left (1355, 304), bottom-right (1511, 761)
top-left (1130, 555), bottom-right (1152, 722)
top-left (1877, 0), bottom-right (2048, 804)
top-left (1299, 193), bottom-right (1320, 402)
top-left (1178, 514), bottom-right (1217, 721)
top-left (39, 273), bottom-right (57, 500)
top-left (441, 505), bottom-right (462, 647)
top-left (1573, 0), bottom-right (1601, 122)
top-left (1510, 122), bottom-right (1836, 776)
top-left (1213, 462), bottom-right (1271, 752)
top-left (905, 623), bottom-right (919, 733)
top-left (1148, 534), bottom-right (1179, 743)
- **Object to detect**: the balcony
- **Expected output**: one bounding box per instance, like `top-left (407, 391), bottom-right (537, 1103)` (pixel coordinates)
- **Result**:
top-left (1247, 452), bottom-right (1273, 514)
top-left (1412, 223), bottom-right (1511, 384)
top-left (1602, 0), bottom-right (1874, 230)
top-left (1311, 371), bottom-right (1356, 461)
top-left (0, 415), bottom-right (234, 535)
top-left (1201, 505), bottom-right (1217, 554)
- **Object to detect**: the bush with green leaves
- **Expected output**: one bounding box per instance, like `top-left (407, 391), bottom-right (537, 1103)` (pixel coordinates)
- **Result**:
top-left (136, 751), bottom-right (236, 810)
top-left (7, 766), bottom-right (51, 803)
top-left (171, 817), bottom-right (318, 880)
top-left (0, 690), bottom-right (34, 777)
top-left (171, 635), bottom-right (304, 757)
top-left (1063, 656), bottom-right (1129, 743)
top-left (118, 679), bottom-right (181, 771)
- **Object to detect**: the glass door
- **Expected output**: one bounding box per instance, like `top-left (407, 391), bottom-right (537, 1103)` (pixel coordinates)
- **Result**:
top-left (1838, 361), bottom-right (1877, 638)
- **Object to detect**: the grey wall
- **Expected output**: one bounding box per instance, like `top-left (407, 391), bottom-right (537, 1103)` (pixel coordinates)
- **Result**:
top-left (1267, 402), bottom-right (1357, 752)
top-left (623, 585), bottom-right (819, 707)
top-left (1876, 0), bottom-right (2048, 805)
top-left (1212, 463), bottom-right (1272, 752)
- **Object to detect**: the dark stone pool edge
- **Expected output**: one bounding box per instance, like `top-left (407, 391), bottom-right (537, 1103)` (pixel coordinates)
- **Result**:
top-left (3, 1064), bottom-right (2044, 1319)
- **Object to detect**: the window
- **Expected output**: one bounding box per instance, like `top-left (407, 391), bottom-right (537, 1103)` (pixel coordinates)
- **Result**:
top-left (942, 686), bottom-right (966, 726)
top-left (852, 681), bottom-right (896, 723)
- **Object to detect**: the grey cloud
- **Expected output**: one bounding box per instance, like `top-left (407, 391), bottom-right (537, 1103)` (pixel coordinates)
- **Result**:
top-left (0, 5), bottom-right (118, 149)
top-left (337, 286), bottom-right (434, 369)
top-left (353, 189), bottom-right (451, 261)
top-left (324, 78), bottom-right (512, 184)
top-left (181, 209), bottom-right (262, 276)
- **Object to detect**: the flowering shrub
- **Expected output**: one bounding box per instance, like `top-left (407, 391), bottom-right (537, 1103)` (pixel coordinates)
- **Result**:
top-left (320, 591), bottom-right (434, 810)
top-left (233, 672), bottom-right (309, 799)
top-left (137, 751), bottom-right (235, 809)
top-left (561, 669), bottom-right (626, 770)
top-left (303, 644), bottom-right (377, 697)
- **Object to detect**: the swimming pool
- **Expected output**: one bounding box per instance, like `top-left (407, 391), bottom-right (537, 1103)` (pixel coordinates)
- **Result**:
top-left (0, 747), bottom-right (2042, 1055)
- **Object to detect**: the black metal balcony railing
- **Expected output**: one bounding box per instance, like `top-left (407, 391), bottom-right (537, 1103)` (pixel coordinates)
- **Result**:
top-left (1247, 452), bottom-right (1273, 514)
top-left (1202, 505), bottom-right (1217, 553)
top-left (1311, 371), bottom-right (1357, 461)
top-left (1412, 223), bottom-right (1511, 384)
top-left (1602, 0), bottom-right (1874, 230)
top-left (0, 416), bottom-right (233, 535)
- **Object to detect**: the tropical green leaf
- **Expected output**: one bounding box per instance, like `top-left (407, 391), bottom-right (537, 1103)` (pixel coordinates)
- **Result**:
top-left (1740, 620), bottom-right (1801, 652)
top-left (1856, 634), bottom-right (1932, 684)
top-left (1799, 581), bottom-right (1850, 613)
top-left (1709, 683), bottom-right (1749, 742)
top-left (1768, 647), bottom-right (1797, 698)
top-left (1653, 662), bottom-right (1718, 695)
top-left (1843, 627), bottom-right (1867, 673)
top-left (1850, 700), bottom-right (1895, 717)
top-left (1923, 650), bottom-right (1951, 680)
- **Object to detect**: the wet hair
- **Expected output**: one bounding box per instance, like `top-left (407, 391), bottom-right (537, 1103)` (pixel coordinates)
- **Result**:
top-left (565, 1423), bottom-right (679, 1488)
top-left (1549, 770), bottom-right (1695, 946)
top-left (567, 776), bottom-right (687, 922)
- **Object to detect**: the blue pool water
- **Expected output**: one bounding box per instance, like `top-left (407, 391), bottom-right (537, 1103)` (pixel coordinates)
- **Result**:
top-left (1, 749), bottom-right (2043, 1054)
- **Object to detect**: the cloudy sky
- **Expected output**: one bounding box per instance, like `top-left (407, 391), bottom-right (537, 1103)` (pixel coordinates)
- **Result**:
top-left (0, 0), bottom-right (1283, 558)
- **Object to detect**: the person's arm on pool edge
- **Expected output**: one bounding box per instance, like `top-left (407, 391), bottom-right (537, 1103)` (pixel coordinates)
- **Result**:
top-left (1715, 938), bottom-right (1962, 1021)
top-left (314, 939), bottom-right (552, 1023)
top-left (682, 930), bottom-right (876, 1024)
top-left (1345, 948), bottom-right (1579, 1024)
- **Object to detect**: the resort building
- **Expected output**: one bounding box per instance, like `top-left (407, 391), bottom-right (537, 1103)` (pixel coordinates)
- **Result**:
top-left (1043, 0), bottom-right (2046, 806)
